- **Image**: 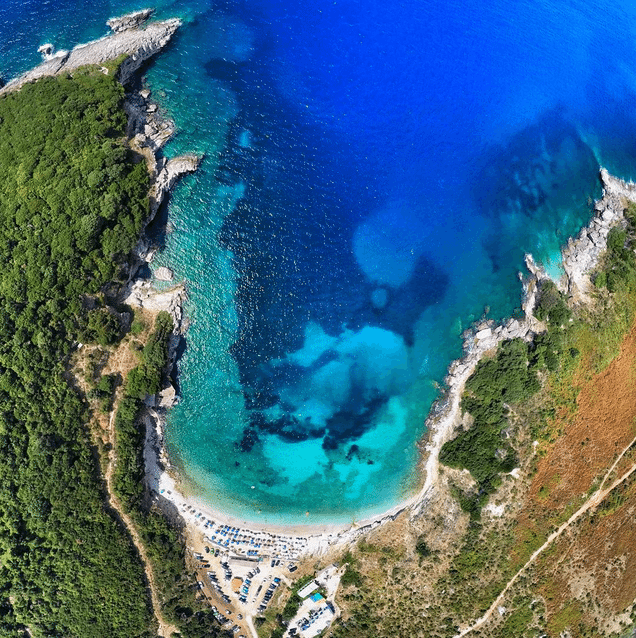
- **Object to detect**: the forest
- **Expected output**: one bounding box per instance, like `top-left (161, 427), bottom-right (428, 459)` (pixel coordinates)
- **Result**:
top-left (0, 64), bottom-right (218, 637)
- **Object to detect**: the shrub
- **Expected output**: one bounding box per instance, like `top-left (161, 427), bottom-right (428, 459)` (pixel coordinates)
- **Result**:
top-left (440, 339), bottom-right (538, 500)
top-left (534, 281), bottom-right (570, 327)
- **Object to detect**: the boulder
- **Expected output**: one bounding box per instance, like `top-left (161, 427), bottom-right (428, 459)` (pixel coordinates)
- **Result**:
top-left (155, 266), bottom-right (174, 281)
top-left (159, 385), bottom-right (178, 408)
top-left (37, 43), bottom-right (54, 58)
top-left (475, 328), bottom-right (492, 340)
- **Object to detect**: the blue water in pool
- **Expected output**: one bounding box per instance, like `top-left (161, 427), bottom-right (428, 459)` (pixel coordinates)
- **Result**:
top-left (4, 0), bottom-right (636, 524)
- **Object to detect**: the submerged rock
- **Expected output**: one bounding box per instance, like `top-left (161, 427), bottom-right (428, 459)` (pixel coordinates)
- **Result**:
top-left (370, 287), bottom-right (388, 310)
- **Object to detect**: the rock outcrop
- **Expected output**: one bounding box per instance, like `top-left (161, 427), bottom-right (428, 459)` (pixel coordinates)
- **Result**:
top-left (560, 168), bottom-right (636, 304)
top-left (126, 90), bottom-right (176, 153)
top-left (37, 43), bottom-right (55, 59)
top-left (150, 155), bottom-right (201, 216)
top-left (155, 266), bottom-right (174, 282)
top-left (124, 85), bottom-right (202, 268)
top-left (124, 279), bottom-right (186, 410)
top-left (123, 280), bottom-right (186, 332)
top-left (107, 9), bottom-right (154, 33)
top-left (0, 12), bottom-right (180, 95)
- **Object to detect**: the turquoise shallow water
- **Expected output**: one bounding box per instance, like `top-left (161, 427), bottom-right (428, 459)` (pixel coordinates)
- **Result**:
top-left (4, 0), bottom-right (636, 525)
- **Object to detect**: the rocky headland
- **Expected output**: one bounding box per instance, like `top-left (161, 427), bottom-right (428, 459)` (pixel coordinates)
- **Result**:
top-left (560, 168), bottom-right (636, 303)
top-left (0, 8), bottom-right (201, 279)
top-left (410, 167), bottom-right (636, 521)
top-left (0, 9), bottom-right (180, 95)
top-left (7, 8), bottom-right (202, 354)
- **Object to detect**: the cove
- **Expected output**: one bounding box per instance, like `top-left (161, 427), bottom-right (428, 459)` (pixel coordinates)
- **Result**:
top-left (5, 0), bottom-right (636, 525)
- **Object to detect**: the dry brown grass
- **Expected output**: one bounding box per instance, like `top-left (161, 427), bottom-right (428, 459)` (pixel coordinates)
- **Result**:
top-left (511, 318), bottom-right (636, 636)
top-left (331, 307), bottom-right (636, 638)
top-left (516, 320), bottom-right (636, 542)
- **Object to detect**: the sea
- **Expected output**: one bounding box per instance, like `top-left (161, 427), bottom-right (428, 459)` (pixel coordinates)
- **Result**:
top-left (3, 0), bottom-right (636, 525)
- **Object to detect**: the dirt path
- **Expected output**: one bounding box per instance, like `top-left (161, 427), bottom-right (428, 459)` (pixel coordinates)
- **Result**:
top-left (597, 433), bottom-right (636, 492)
top-left (105, 406), bottom-right (179, 638)
top-left (454, 450), bottom-right (636, 637)
top-left (245, 615), bottom-right (259, 638)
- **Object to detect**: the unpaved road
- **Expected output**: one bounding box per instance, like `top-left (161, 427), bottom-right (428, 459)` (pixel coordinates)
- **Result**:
top-left (454, 444), bottom-right (636, 637)
top-left (105, 408), bottom-right (178, 638)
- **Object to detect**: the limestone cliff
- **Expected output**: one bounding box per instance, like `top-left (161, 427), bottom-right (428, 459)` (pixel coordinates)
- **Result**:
top-left (560, 168), bottom-right (636, 303)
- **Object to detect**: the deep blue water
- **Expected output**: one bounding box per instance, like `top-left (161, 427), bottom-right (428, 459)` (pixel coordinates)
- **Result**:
top-left (3, 0), bottom-right (636, 524)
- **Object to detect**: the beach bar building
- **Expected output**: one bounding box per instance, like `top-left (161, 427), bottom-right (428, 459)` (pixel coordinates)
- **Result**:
top-left (298, 580), bottom-right (319, 599)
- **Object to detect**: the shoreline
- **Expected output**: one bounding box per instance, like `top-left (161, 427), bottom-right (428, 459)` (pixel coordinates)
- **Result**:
top-left (13, 9), bottom-right (635, 560)
top-left (0, 10), bottom-right (181, 96)
top-left (141, 167), bottom-right (636, 556)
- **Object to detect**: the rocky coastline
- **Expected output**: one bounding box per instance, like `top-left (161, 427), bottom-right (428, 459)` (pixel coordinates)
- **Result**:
top-left (0, 10), bottom-right (181, 95)
top-left (0, 10), bottom-right (196, 359)
top-left (12, 8), bottom-right (636, 558)
top-left (560, 168), bottom-right (636, 303)
top-left (410, 167), bottom-right (636, 521)
top-left (0, 7), bottom-right (200, 518)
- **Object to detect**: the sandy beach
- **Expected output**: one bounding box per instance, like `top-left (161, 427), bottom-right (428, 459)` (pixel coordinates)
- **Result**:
top-left (139, 167), bottom-right (636, 564)
top-left (141, 293), bottom-right (537, 558)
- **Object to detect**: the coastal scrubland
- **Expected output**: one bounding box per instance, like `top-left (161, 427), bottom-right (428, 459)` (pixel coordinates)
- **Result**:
top-left (298, 201), bottom-right (636, 638)
top-left (0, 62), bottom-right (224, 637)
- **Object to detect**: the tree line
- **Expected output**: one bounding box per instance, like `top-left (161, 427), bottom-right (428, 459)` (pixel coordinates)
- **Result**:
top-left (0, 63), bottom-right (224, 637)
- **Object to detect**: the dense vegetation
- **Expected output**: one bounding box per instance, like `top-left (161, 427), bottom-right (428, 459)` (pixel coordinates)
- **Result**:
top-left (0, 61), bottom-right (224, 638)
top-left (113, 311), bottom-right (173, 511)
top-left (594, 208), bottom-right (636, 293)
top-left (112, 313), bottom-right (226, 638)
top-left (439, 337), bottom-right (539, 505)
top-left (439, 273), bottom-right (581, 513)
top-left (0, 67), bottom-right (155, 636)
